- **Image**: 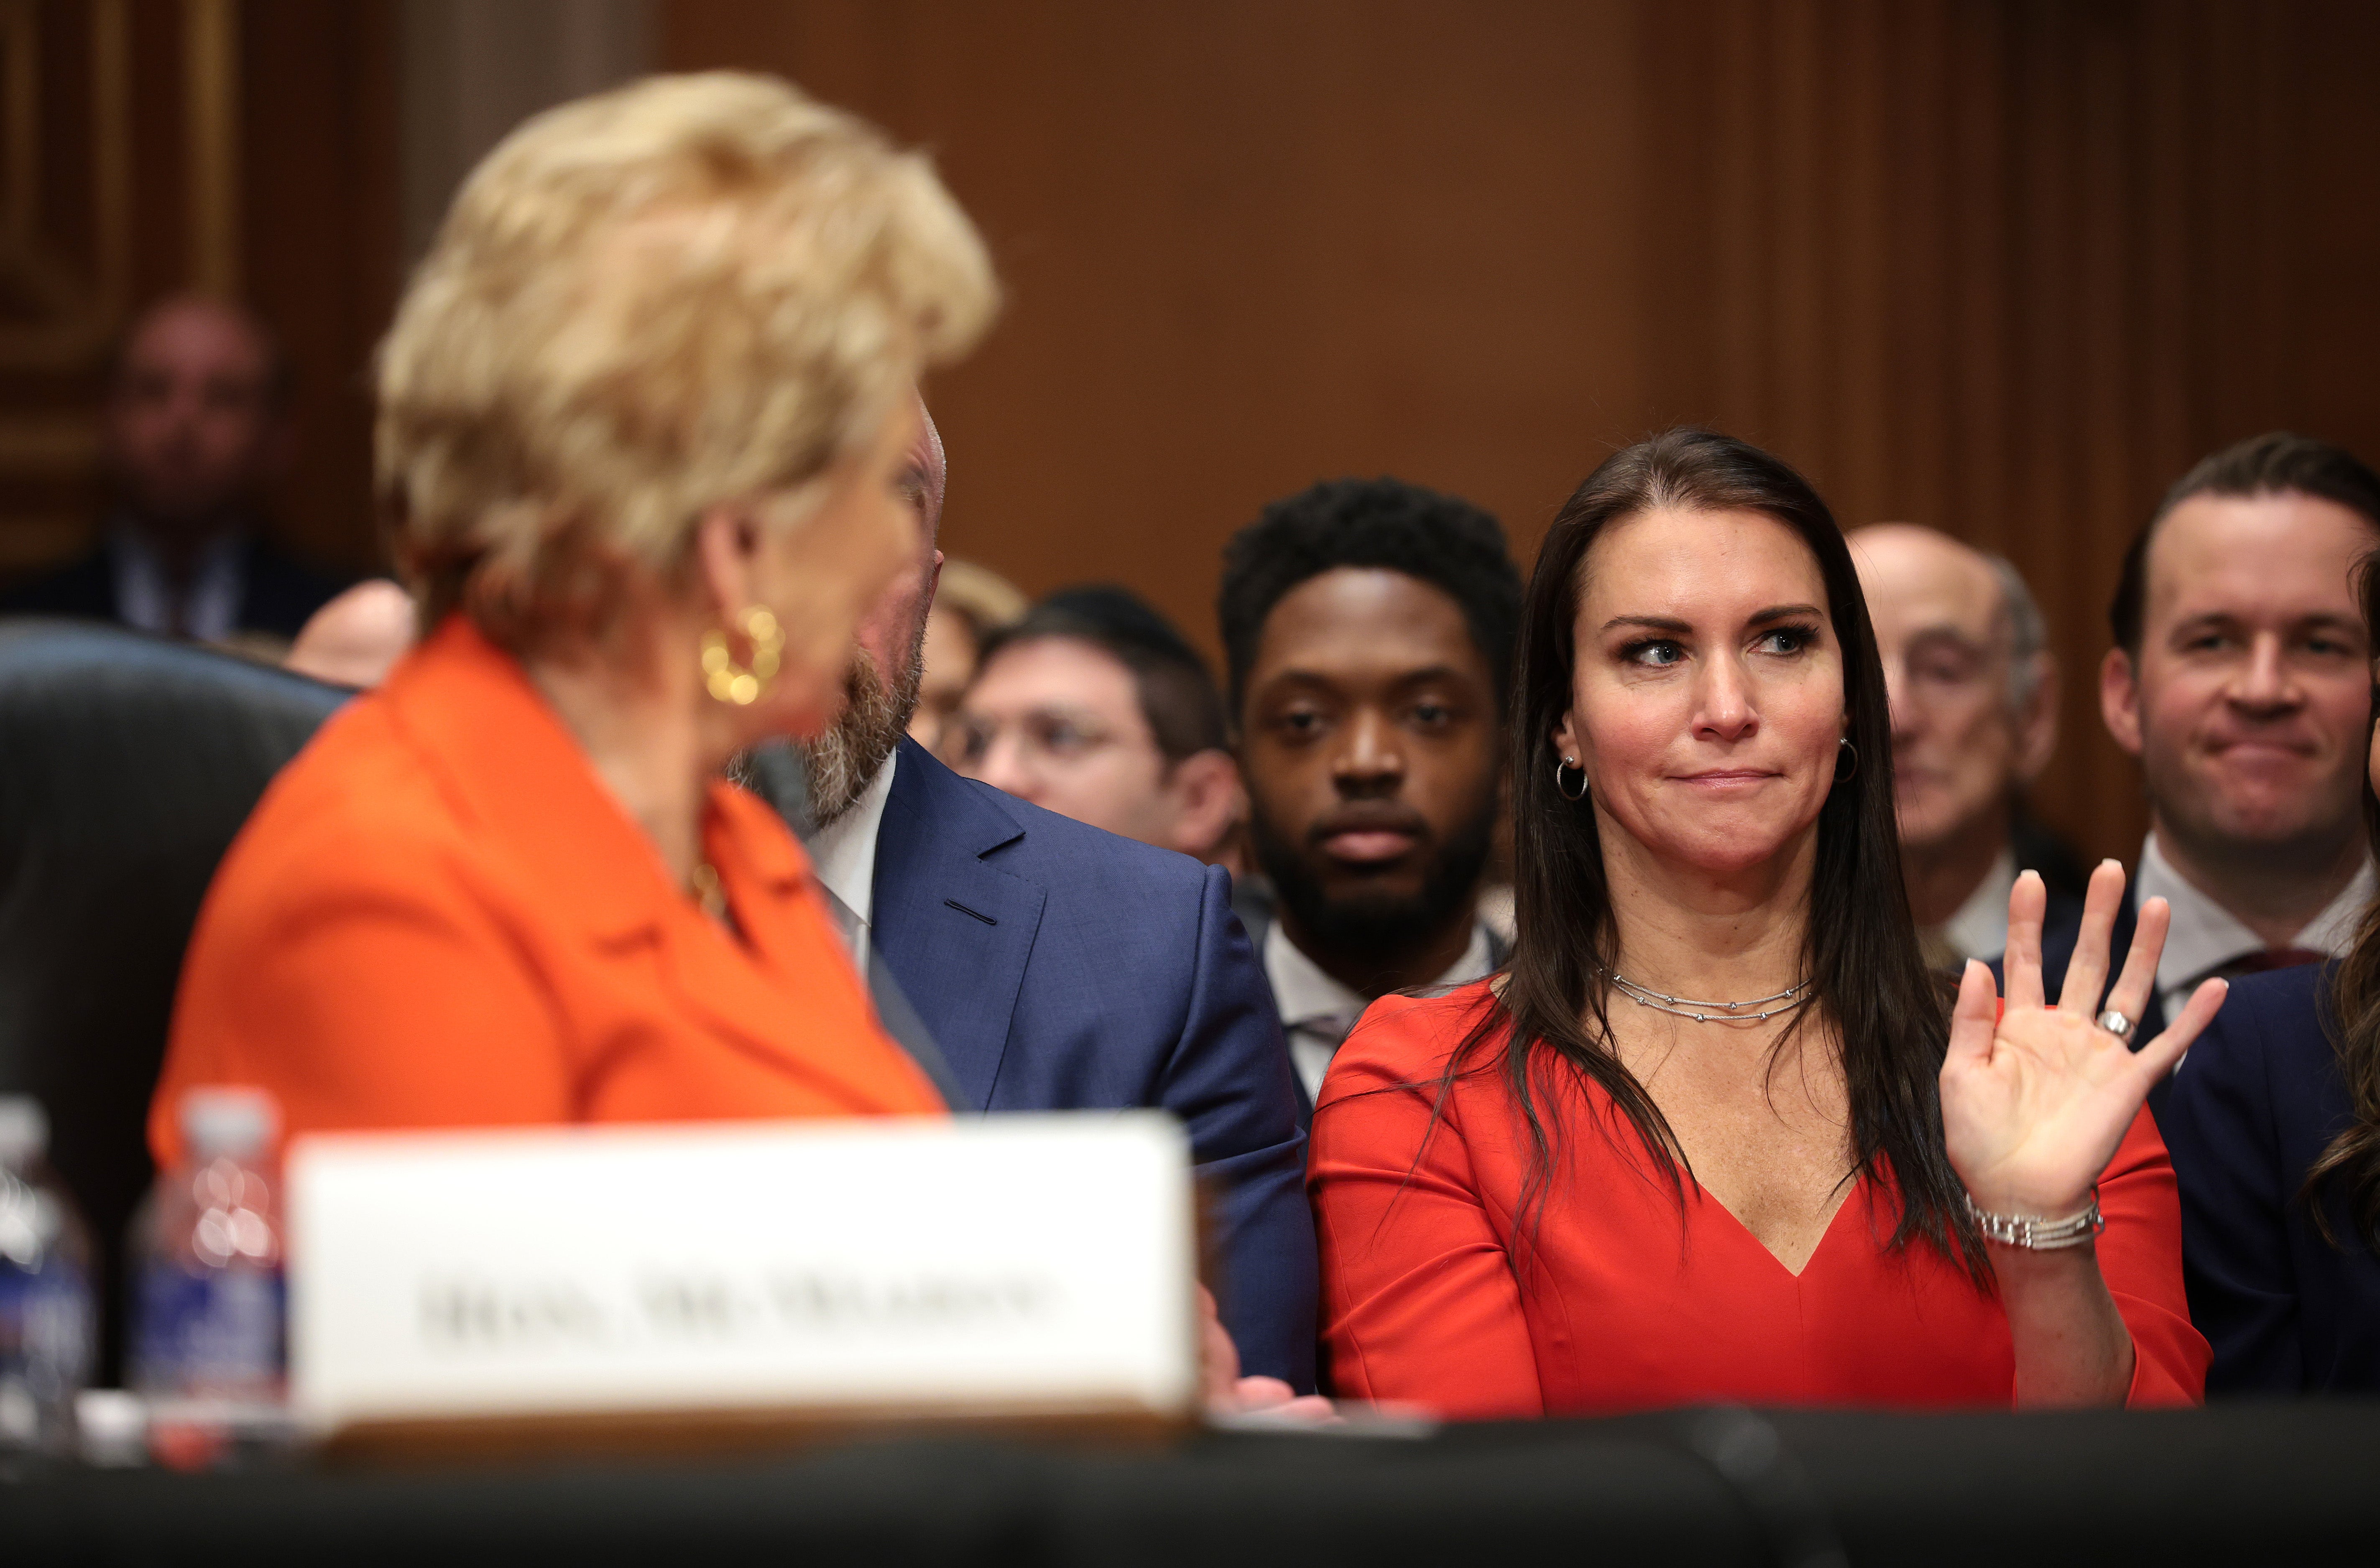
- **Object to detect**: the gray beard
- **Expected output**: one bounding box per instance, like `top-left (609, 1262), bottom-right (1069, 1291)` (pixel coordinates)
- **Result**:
top-left (796, 618), bottom-right (927, 827)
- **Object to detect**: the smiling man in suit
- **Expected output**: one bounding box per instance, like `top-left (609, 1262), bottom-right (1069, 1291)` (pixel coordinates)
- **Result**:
top-left (751, 397), bottom-right (1316, 1395)
top-left (2030, 433), bottom-right (2380, 1115)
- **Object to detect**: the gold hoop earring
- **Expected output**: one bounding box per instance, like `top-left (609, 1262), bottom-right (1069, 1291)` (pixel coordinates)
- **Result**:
top-left (701, 606), bottom-right (784, 706)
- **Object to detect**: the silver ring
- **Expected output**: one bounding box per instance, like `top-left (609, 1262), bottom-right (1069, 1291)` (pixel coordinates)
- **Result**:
top-left (2096, 1009), bottom-right (2135, 1042)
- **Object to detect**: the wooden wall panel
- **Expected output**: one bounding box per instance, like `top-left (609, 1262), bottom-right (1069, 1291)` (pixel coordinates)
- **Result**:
top-left (661, 0), bottom-right (2380, 864)
top-left (0, 0), bottom-right (192, 573)
top-left (1634, 0), bottom-right (2380, 859)
top-left (240, 0), bottom-right (399, 576)
top-left (662, 0), bottom-right (1652, 664)
top-left (8, 3), bottom-right (2367, 868)
top-left (0, 0), bottom-right (398, 586)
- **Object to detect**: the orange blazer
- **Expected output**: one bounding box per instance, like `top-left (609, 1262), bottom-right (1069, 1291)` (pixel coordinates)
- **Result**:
top-left (1310, 984), bottom-right (2209, 1417)
top-left (150, 615), bottom-right (943, 1166)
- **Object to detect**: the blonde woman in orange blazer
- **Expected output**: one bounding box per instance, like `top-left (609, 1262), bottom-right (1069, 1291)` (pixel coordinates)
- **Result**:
top-left (150, 73), bottom-right (998, 1162)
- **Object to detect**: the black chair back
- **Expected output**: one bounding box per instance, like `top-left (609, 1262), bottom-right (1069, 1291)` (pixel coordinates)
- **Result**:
top-left (0, 619), bottom-right (348, 1379)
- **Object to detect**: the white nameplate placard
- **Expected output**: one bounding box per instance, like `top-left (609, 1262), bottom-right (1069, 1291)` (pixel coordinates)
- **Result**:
top-left (287, 1113), bottom-right (1198, 1433)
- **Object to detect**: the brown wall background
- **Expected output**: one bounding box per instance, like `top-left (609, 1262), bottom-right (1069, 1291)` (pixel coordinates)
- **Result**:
top-left (241, 0), bottom-right (399, 584)
top-left (663, 0), bottom-right (2380, 866)
top-left (4, 1), bottom-right (2377, 867)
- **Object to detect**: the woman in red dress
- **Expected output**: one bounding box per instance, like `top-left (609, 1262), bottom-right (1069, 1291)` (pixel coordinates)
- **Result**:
top-left (1309, 431), bottom-right (2218, 1417)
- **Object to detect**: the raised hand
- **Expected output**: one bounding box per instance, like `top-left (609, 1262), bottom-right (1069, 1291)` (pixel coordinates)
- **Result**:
top-left (1940, 861), bottom-right (2227, 1220)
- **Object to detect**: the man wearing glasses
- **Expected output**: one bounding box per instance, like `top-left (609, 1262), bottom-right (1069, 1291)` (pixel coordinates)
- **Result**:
top-left (953, 586), bottom-right (1242, 865)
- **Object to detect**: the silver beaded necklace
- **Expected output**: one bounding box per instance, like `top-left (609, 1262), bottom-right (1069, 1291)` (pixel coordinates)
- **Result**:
top-left (1606, 971), bottom-right (1811, 1025)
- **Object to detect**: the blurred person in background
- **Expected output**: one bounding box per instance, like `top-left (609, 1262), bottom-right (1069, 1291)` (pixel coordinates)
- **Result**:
top-left (2162, 547), bottom-right (2380, 1395)
top-left (150, 72), bottom-right (996, 1160)
top-left (2048, 433), bottom-right (2380, 1076)
top-left (0, 295), bottom-right (347, 644)
top-left (1850, 524), bottom-right (2066, 966)
top-left (752, 413), bottom-right (1317, 1397)
top-left (909, 557), bottom-right (1026, 760)
top-left (1311, 431), bottom-right (2212, 1417)
top-left (1219, 478), bottom-right (1520, 1109)
top-left (955, 586), bottom-right (1242, 862)
top-left (283, 579), bottom-right (417, 688)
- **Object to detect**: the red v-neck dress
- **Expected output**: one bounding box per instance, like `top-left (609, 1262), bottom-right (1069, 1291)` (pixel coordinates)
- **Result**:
top-left (1308, 984), bottom-right (2208, 1416)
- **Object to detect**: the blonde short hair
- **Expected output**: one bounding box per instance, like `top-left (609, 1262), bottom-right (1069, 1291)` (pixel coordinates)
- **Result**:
top-left (377, 72), bottom-right (997, 646)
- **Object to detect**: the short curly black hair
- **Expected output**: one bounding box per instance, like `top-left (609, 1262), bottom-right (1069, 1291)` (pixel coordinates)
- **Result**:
top-left (1217, 477), bottom-right (1522, 722)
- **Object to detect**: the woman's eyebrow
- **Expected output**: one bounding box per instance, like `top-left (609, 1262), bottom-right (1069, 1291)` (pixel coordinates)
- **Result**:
top-left (1597, 604), bottom-right (1824, 635)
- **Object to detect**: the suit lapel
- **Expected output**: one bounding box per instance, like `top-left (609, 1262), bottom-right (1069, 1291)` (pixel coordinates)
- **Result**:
top-left (871, 740), bottom-right (1044, 1110)
top-left (1230, 877), bottom-right (1274, 957)
top-left (867, 943), bottom-right (968, 1107)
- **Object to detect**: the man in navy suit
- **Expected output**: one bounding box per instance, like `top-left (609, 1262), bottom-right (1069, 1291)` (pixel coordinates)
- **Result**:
top-left (753, 399), bottom-right (1317, 1395)
top-left (954, 585), bottom-right (1242, 868)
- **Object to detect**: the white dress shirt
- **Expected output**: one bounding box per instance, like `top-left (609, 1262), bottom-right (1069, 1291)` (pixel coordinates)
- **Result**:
top-left (1265, 918), bottom-right (1496, 1103)
top-left (1931, 846), bottom-right (2019, 963)
top-left (2134, 831), bottom-right (2374, 1023)
top-left (804, 752), bottom-right (899, 967)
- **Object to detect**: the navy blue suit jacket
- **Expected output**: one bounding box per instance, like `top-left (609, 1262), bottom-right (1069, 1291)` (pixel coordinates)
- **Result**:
top-left (2162, 963), bottom-right (2380, 1394)
top-left (870, 738), bottom-right (1318, 1390)
top-left (0, 534), bottom-right (349, 641)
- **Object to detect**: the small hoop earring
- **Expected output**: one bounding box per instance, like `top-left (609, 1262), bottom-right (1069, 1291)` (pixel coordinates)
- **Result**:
top-left (701, 605), bottom-right (784, 706)
top-left (1553, 753), bottom-right (1590, 801)
top-left (1834, 737), bottom-right (1858, 782)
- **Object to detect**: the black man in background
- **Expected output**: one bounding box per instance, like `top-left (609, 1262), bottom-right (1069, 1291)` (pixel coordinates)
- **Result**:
top-left (1219, 478), bottom-right (1521, 1111)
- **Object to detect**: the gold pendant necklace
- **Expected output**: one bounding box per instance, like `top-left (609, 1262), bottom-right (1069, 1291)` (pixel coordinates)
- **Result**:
top-left (689, 861), bottom-right (727, 922)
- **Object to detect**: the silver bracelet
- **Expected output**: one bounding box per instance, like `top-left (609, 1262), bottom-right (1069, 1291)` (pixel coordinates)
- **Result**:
top-left (1964, 1191), bottom-right (2104, 1250)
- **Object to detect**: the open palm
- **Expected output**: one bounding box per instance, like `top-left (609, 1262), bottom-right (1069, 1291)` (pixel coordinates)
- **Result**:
top-left (1940, 862), bottom-right (2226, 1219)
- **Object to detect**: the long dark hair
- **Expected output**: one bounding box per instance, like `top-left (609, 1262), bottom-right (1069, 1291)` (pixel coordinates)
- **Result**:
top-left (1458, 429), bottom-right (1984, 1277)
top-left (2309, 552), bottom-right (2380, 1250)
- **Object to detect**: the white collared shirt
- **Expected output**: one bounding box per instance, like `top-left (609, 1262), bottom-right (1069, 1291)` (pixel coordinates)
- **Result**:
top-left (804, 752), bottom-right (899, 967)
top-left (1265, 918), bottom-right (1497, 1103)
top-left (109, 521), bottom-right (244, 642)
top-left (1931, 846), bottom-right (2019, 963)
top-left (2134, 831), bottom-right (2374, 1021)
